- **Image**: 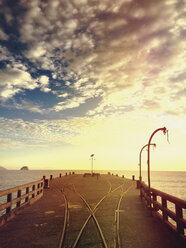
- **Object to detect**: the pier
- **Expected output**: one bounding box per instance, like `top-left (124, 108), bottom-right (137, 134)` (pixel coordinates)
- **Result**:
top-left (0, 174), bottom-right (185, 248)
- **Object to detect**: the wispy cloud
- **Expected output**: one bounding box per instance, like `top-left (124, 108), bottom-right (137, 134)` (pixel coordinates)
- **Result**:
top-left (0, 116), bottom-right (96, 149)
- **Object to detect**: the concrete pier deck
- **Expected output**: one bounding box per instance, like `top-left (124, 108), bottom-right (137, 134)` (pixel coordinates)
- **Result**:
top-left (0, 174), bottom-right (184, 248)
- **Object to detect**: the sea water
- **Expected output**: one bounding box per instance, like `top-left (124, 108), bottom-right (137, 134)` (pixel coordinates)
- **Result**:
top-left (0, 170), bottom-right (185, 219)
top-left (0, 170), bottom-right (185, 200)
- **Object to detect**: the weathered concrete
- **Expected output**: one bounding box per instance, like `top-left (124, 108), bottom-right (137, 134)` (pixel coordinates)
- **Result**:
top-left (0, 174), bottom-right (184, 248)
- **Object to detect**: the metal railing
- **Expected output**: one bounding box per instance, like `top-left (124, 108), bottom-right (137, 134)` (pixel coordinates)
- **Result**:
top-left (0, 179), bottom-right (44, 227)
top-left (140, 182), bottom-right (186, 241)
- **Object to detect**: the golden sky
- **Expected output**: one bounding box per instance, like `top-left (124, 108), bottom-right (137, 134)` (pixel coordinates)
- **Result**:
top-left (0, 0), bottom-right (185, 171)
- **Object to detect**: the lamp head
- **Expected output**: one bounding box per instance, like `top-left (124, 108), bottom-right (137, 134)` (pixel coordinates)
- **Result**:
top-left (163, 127), bottom-right (167, 135)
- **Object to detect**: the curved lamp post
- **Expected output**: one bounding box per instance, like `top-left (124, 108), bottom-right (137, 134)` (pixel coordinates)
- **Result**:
top-left (139, 143), bottom-right (156, 182)
top-left (147, 127), bottom-right (167, 208)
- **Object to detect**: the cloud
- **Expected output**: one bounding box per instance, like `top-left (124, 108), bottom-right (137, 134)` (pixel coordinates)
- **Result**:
top-left (1, 110), bottom-right (186, 151)
top-left (26, 43), bottom-right (46, 58)
top-left (0, 64), bottom-right (52, 100)
top-left (58, 92), bottom-right (69, 98)
top-left (0, 138), bottom-right (24, 149)
top-left (0, 0), bottom-right (185, 118)
top-left (0, 45), bottom-right (14, 61)
top-left (54, 96), bottom-right (86, 112)
top-left (11, 100), bottom-right (43, 113)
top-left (0, 66), bottom-right (37, 99)
top-left (0, 116), bottom-right (96, 148)
top-left (0, 28), bottom-right (8, 40)
top-left (38, 75), bottom-right (51, 93)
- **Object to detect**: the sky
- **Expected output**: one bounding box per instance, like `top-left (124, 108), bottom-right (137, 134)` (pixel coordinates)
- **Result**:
top-left (0, 0), bottom-right (185, 171)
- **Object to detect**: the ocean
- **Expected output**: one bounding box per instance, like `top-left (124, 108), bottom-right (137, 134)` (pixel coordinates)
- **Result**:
top-left (0, 170), bottom-right (185, 200)
top-left (0, 170), bottom-right (185, 221)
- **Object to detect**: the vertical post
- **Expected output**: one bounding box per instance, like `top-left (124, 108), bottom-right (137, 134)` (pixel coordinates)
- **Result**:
top-left (6, 193), bottom-right (12, 214)
top-left (90, 154), bottom-right (94, 175)
top-left (25, 187), bottom-right (29, 202)
top-left (50, 175), bottom-right (53, 180)
top-left (176, 205), bottom-right (184, 235)
top-left (140, 183), bottom-right (143, 200)
top-left (162, 197), bottom-right (168, 222)
top-left (152, 192), bottom-right (157, 211)
top-left (16, 190), bottom-right (21, 208)
top-left (59, 173), bottom-right (62, 178)
top-left (139, 143), bottom-right (156, 183)
top-left (91, 158), bottom-right (93, 174)
top-left (44, 179), bottom-right (49, 189)
top-left (37, 183), bottom-right (40, 195)
top-left (32, 185), bottom-right (35, 198)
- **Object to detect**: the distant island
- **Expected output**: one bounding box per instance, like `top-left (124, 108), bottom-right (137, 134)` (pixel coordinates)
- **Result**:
top-left (20, 166), bottom-right (29, 170)
top-left (0, 166), bottom-right (6, 170)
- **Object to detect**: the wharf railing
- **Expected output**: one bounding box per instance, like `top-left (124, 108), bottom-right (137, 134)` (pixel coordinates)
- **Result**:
top-left (140, 182), bottom-right (186, 241)
top-left (0, 179), bottom-right (44, 227)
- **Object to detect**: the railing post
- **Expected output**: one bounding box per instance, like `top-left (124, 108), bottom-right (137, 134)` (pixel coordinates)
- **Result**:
top-left (32, 185), bottom-right (35, 198)
top-left (152, 192), bottom-right (157, 211)
top-left (16, 190), bottom-right (21, 208)
top-left (147, 189), bottom-right (151, 208)
top-left (175, 205), bottom-right (184, 235)
top-left (37, 183), bottom-right (40, 195)
top-left (140, 182), bottom-right (143, 200)
top-left (41, 182), bottom-right (43, 192)
top-left (6, 193), bottom-right (12, 214)
top-left (140, 184), bottom-right (143, 200)
top-left (25, 187), bottom-right (29, 202)
top-left (162, 197), bottom-right (168, 222)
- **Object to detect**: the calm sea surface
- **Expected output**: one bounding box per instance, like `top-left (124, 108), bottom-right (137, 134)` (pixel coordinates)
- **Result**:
top-left (0, 170), bottom-right (185, 200)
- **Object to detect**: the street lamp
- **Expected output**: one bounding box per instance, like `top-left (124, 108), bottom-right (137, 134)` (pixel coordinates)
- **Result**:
top-left (90, 154), bottom-right (95, 175)
top-left (139, 143), bottom-right (156, 182)
top-left (147, 127), bottom-right (168, 208)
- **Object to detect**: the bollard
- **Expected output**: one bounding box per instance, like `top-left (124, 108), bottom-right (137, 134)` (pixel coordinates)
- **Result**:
top-left (44, 179), bottom-right (49, 189)
top-left (72, 171), bottom-right (75, 175)
top-left (59, 173), bottom-right (62, 178)
top-left (116, 174), bottom-right (118, 177)
top-left (122, 175), bottom-right (124, 178)
top-left (50, 175), bottom-right (53, 180)
top-left (132, 175), bottom-right (135, 181)
top-left (65, 172), bottom-right (67, 176)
